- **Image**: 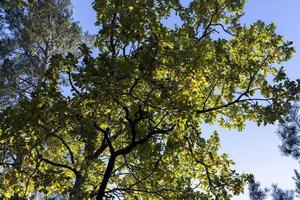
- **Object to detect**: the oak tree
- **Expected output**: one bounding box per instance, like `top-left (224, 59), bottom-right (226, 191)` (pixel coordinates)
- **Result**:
top-left (0, 0), bottom-right (299, 199)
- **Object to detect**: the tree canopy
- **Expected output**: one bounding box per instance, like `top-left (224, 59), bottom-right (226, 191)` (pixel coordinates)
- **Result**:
top-left (0, 0), bottom-right (299, 199)
top-left (248, 175), bottom-right (295, 200)
top-left (277, 101), bottom-right (300, 198)
top-left (248, 175), bottom-right (268, 200)
top-left (0, 0), bottom-right (91, 107)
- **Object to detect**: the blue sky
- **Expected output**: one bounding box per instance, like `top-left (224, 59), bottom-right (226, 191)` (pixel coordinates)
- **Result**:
top-left (72, 0), bottom-right (300, 199)
top-left (222, 1), bottom-right (300, 199)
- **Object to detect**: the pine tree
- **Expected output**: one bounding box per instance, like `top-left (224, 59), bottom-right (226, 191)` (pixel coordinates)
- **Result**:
top-left (277, 102), bottom-right (300, 197)
top-left (271, 184), bottom-right (294, 200)
top-left (0, 0), bottom-right (91, 107)
top-left (248, 175), bottom-right (269, 200)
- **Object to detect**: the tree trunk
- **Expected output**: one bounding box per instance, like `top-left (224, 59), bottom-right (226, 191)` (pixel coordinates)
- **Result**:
top-left (96, 154), bottom-right (116, 200)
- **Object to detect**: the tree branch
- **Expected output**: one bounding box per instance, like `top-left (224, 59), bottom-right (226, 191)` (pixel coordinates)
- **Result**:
top-left (52, 133), bottom-right (75, 164)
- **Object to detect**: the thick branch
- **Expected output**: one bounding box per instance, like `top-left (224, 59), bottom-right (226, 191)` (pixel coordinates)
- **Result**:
top-left (37, 152), bottom-right (78, 175)
top-left (96, 154), bottom-right (116, 200)
top-left (93, 122), bottom-right (115, 153)
top-left (96, 125), bottom-right (175, 199)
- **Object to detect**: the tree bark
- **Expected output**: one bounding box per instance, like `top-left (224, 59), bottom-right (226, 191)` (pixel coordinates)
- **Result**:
top-left (96, 154), bottom-right (116, 200)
